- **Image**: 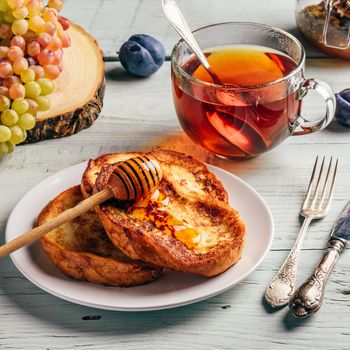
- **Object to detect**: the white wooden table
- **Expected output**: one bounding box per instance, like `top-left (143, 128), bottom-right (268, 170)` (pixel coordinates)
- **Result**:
top-left (1, 0), bottom-right (350, 349)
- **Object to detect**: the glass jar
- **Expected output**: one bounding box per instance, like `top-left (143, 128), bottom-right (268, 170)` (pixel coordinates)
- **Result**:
top-left (296, 0), bottom-right (350, 59)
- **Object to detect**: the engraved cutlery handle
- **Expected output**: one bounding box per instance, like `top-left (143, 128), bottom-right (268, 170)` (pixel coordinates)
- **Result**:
top-left (265, 217), bottom-right (312, 308)
top-left (289, 239), bottom-right (345, 318)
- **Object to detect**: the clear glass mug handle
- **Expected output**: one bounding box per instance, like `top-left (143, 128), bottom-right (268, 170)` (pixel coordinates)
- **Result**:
top-left (291, 78), bottom-right (336, 136)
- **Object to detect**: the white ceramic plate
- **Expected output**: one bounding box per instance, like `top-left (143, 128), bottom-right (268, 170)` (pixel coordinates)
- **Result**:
top-left (6, 162), bottom-right (273, 311)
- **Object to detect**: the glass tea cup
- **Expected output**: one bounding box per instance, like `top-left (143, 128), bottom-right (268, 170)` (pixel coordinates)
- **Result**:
top-left (171, 22), bottom-right (336, 159)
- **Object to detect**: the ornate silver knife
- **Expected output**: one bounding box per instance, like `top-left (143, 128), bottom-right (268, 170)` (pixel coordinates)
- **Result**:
top-left (289, 201), bottom-right (350, 318)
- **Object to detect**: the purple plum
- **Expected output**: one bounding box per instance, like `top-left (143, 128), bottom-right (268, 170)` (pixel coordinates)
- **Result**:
top-left (118, 34), bottom-right (166, 77)
top-left (335, 88), bottom-right (350, 127)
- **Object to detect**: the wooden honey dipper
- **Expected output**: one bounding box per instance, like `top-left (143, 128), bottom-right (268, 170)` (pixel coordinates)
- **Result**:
top-left (0, 156), bottom-right (163, 259)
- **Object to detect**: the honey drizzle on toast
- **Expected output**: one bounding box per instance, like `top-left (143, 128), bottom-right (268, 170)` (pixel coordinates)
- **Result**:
top-left (129, 189), bottom-right (199, 249)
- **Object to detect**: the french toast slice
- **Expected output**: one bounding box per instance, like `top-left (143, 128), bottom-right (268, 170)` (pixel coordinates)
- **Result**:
top-left (81, 150), bottom-right (246, 277)
top-left (38, 186), bottom-right (162, 287)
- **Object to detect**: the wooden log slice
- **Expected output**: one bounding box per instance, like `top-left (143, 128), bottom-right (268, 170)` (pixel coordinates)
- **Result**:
top-left (25, 23), bottom-right (106, 143)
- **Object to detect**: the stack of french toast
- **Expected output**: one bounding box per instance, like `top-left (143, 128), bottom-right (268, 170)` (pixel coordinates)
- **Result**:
top-left (38, 150), bottom-right (246, 287)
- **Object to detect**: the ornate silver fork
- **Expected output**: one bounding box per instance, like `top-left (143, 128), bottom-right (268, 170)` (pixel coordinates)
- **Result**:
top-left (265, 156), bottom-right (338, 308)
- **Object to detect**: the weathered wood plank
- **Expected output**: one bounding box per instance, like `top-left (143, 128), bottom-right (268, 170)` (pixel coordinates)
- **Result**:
top-left (0, 250), bottom-right (349, 349)
top-left (102, 60), bottom-right (350, 145)
top-left (63, 0), bottom-right (324, 58)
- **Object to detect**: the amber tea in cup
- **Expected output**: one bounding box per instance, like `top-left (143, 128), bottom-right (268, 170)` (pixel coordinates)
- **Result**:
top-left (174, 46), bottom-right (300, 158)
top-left (171, 22), bottom-right (336, 159)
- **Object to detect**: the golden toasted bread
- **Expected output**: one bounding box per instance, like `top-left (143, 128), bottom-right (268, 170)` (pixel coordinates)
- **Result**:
top-left (38, 186), bottom-right (162, 287)
top-left (81, 150), bottom-right (246, 277)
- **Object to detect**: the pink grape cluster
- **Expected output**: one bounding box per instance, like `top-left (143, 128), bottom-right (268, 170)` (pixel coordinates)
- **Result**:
top-left (0, 0), bottom-right (71, 156)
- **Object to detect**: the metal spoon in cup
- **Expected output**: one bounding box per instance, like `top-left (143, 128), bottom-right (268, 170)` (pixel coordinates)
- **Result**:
top-left (162, 0), bottom-right (223, 85)
top-left (162, 0), bottom-right (263, 157)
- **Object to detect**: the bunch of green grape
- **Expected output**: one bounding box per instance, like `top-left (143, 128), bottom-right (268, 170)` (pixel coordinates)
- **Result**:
top-left (0, 0), bottom-right (71, 156)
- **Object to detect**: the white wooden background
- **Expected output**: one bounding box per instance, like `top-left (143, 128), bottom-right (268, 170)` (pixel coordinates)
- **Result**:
top-left (1, 0), bottom-right (350, 349)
